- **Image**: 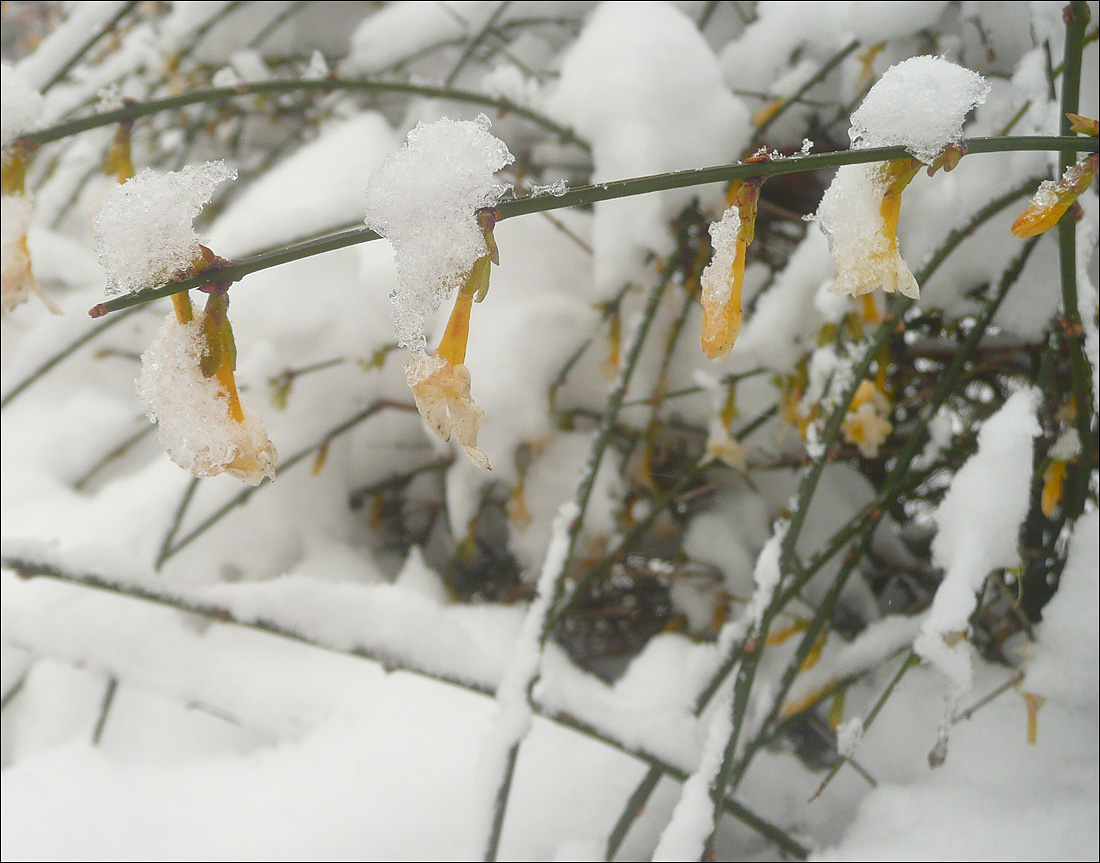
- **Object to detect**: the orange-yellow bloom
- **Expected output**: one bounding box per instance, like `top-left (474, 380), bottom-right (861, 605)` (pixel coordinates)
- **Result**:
top-left (1011, 153), bottom-right (1098, 238)
top-left (842, 379), bottom-right (893, 458)
top-left (406, 256), bottom-right (492, 470)
top-left (819, 158), bottom-right (922, 300)
top-left (700, 179), bottom-right (761, 359)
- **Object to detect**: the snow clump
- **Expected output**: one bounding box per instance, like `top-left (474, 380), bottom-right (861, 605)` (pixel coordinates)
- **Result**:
top-left (1, 63), bottom-right (44, 145)
top-left (94, 161), bottom-right (236, 295)
top-left (914, 388), bottom-right (1041, 690)
top-left (849, 55), bottom-right (991, 164)
top-left (136, 313), bottom-right (276, 485)
top-left (363, 114), bottom-right (513, 352)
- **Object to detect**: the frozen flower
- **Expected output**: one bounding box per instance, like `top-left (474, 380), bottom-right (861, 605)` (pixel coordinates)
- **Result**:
top-left (137, 292), bottom-right (276, 485)
top-left (364, 115), bottom-right (513, 352)
top-left (818, 158), bottom-right (922, 300)
top-left (1011, 153), bottom-right (1098, 238)
top-left (700, 177), bottom-right (761, 359)
top-left (842, 379), bottom-right (893, 458)
top-left (406, 259), bottom-right (492, 470)
top-left (817, 57), bottom-right (989, 301)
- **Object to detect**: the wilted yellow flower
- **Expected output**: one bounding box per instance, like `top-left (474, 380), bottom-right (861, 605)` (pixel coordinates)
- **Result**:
top-left (819, 158), bottom-right (922, 301)
top-left (700, 176), bottom-right (762, 359)
top-left (406, 257), bottom-right (492, 470)
top-left (699, 417), bottom-right (747, 471)
top-left (137, 290), bottom-right (276, 486)
top-left (1, 195), bottom-right (37, 312)
top-left (1, 146), bottom-right (56, 314)
top-left (842, 379), bottom-right (893, 458)
top-left (1011, 153), bottom-right (1098, 238)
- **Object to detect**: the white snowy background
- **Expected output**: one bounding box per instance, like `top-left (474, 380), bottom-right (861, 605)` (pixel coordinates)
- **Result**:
top-left (1, 2), bottom-right (1097, 860)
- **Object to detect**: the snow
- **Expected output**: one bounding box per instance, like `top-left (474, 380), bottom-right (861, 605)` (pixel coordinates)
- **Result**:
top-left (835, 717), bottom-right (863, 759)
top-left (652, 679), bottom-right (733, 861)
top-left (1077, 220), bottom-right (1100, 411)
top-left (363, 115), bottom-right (513, 353)
top-left (136, 312), bottom-right (276, 485)
top-left (3, 3), bottom-right (1099, 861)
top-left (93, 162), bottom-right (237, 296)
top-left (0, 63), bottom-right (43, 145)
top-left (849, 56), bottom-right (991, 164)
top-left (548, 1), bottom-right (751, 293)
top-left (1024, 510), bottom-right (1100, 710)
top-left (915, 389), bottom-right (1041, 690)
top-left (701, 204), bottom-right (743, 315)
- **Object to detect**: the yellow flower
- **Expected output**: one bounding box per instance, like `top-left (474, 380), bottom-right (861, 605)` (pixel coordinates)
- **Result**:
top-left (820, 158), bottom-right (922, 301)
top-left (842, 379), bottom-right (893, 458)
top-left (700, 177), bottom-right (761, 359)
top-left (406, 257), bottom-right (492, 470)
top-left (1, 146), bottom-right (57, 314)
top-left (1011, 153), bottom-right (1098, 238)
top-left (138, 289), bottom-right (277, 486)
top-left (699, 417), bottom-right (747, 471)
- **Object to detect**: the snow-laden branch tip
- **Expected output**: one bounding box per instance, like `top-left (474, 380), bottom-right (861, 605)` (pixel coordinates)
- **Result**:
top-left (94, 161), bottom-right (236, 295)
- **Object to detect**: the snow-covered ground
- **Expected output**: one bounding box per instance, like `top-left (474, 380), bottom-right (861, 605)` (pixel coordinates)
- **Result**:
top-left (2, 2), bottom-right (1097, 859)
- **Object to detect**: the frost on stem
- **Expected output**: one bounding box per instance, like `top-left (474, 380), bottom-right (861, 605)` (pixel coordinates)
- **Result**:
top-left (815, 57), bottom-right (989, 301)
top-left (137, 310), bottom-right (276, 486)
top-left (365, 115), bottom-right (513, 470)
top-left (93, 161), bottom-right (236, 296)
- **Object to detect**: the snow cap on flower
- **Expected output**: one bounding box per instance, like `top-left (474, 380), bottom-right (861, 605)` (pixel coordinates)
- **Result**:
top-left (1, 63), bottom-right (44, 146)
top-left (363, 114), bottom-right (513, 352)
top-left (815, 58), bottom-right (988, 301)
top-left (848, 55), bottom-right (990, 164)
top-left (700, 177), bottom-right (761, 360)
top-left (93, 161), bottom-right (236, 295)
top-left (137, 312), bottom-right (276, 485)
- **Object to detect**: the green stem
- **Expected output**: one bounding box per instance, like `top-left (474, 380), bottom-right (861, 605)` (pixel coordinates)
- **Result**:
top-left (484, 266), bottom-right (678, 862)
top-left (88, 138), bottom-right (1090, 318)
top-left (444, 1), bottom-right (512, 86)
top-left (752, 39), bottom-right (861, 146)
top-left (248, 1), bottom-right (314, 49)
top-left (24, 76), bottom-right (588, 151)
top-left (810, 652), bottom-right (918, 801)
top-left (155, 477), bottom-right (199, 571)
top-left (605, 766), bottom-right (663, 860)
top-left (40, 1), bottom-right (142, 92)
top-left (1056, 1), bottom-right (1096, 526)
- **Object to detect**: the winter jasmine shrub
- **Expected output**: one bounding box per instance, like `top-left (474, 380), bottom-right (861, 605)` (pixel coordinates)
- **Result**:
top-left (1, 3), bottom-right (1097, 861)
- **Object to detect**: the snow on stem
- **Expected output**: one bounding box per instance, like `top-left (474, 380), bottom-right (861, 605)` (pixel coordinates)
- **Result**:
top-left (479, 265), bottom-right (677, 860)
